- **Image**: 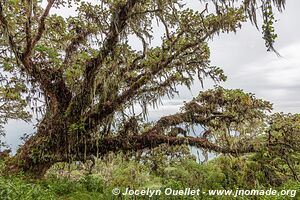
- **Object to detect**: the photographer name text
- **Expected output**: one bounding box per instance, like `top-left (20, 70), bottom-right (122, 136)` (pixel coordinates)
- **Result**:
top-left (122, 188), bottom-right (201, 197)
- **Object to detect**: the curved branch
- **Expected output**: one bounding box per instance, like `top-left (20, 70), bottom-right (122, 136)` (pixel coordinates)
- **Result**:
top-left (68, 0), bottom-right (140, 118)
top-left (0, 2), bottom-right (22, 60)
top-left (1, 1), bottom-right (71, 114)
top-left (78, 133), bottom-right (257, 161)
top-left (30, 0), bottom-right (55, 51)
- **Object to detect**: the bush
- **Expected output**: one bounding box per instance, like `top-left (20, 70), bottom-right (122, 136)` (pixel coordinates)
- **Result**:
top-left (79, 175), bottom-right (104, 193)
top-left (0, 175), bottom-right (55, 200)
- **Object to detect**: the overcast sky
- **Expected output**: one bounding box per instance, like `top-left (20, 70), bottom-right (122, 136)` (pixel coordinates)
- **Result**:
top-left (3, 0), bottom-right (300, 151)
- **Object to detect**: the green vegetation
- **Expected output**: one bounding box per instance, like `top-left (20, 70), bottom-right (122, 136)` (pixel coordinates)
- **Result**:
top-left (1, 150), bottom-right (299, 199)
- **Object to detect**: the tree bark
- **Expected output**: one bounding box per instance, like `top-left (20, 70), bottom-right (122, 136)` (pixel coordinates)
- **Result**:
top-left (5, 114), bottom-right (69, 178)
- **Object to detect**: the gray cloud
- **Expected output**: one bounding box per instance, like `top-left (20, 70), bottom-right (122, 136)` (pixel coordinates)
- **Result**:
top-left (218, 41), bottom-right (300, 113)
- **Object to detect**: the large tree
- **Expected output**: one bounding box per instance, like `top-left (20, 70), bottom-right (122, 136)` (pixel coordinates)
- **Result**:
top-left (0, 0), bottom-right (290, 178)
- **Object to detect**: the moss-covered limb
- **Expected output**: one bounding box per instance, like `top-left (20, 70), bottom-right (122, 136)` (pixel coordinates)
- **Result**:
top-left (67, 0), bottom-right (141, 120)
top-left (19, 54), bottom-right (72, 117)
top-left (148, 87), bottom-right (271, 132)
top-left (78, 133), bottom-right (257, 161)
top-left (22, 0), bottom-right (55, 58)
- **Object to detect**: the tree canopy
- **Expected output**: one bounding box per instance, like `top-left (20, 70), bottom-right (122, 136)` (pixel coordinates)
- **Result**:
top-left (1, 0), bottom-right (297, 180)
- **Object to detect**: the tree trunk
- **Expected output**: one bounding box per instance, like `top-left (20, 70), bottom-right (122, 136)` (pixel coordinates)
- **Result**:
top-left (5, 114), bottom-right (69, 178)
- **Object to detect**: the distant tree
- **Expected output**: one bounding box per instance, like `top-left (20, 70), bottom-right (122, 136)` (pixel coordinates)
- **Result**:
top-left (0, 0), bottom-right (289, 178)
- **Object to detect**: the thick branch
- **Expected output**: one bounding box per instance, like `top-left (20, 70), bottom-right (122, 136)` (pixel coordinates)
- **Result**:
top-left (80, 133), bottom-right (257, 160)
top-left (24, 0), bottom-right (33, 58)
top-left (31, 0), bottom-right (55, 51)
top-left (21, 0), bottom-right (55, 59)
top-left (84, 0), bottom-right (139, 73)
top-left (77, 0), bottom-right (139, 112)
